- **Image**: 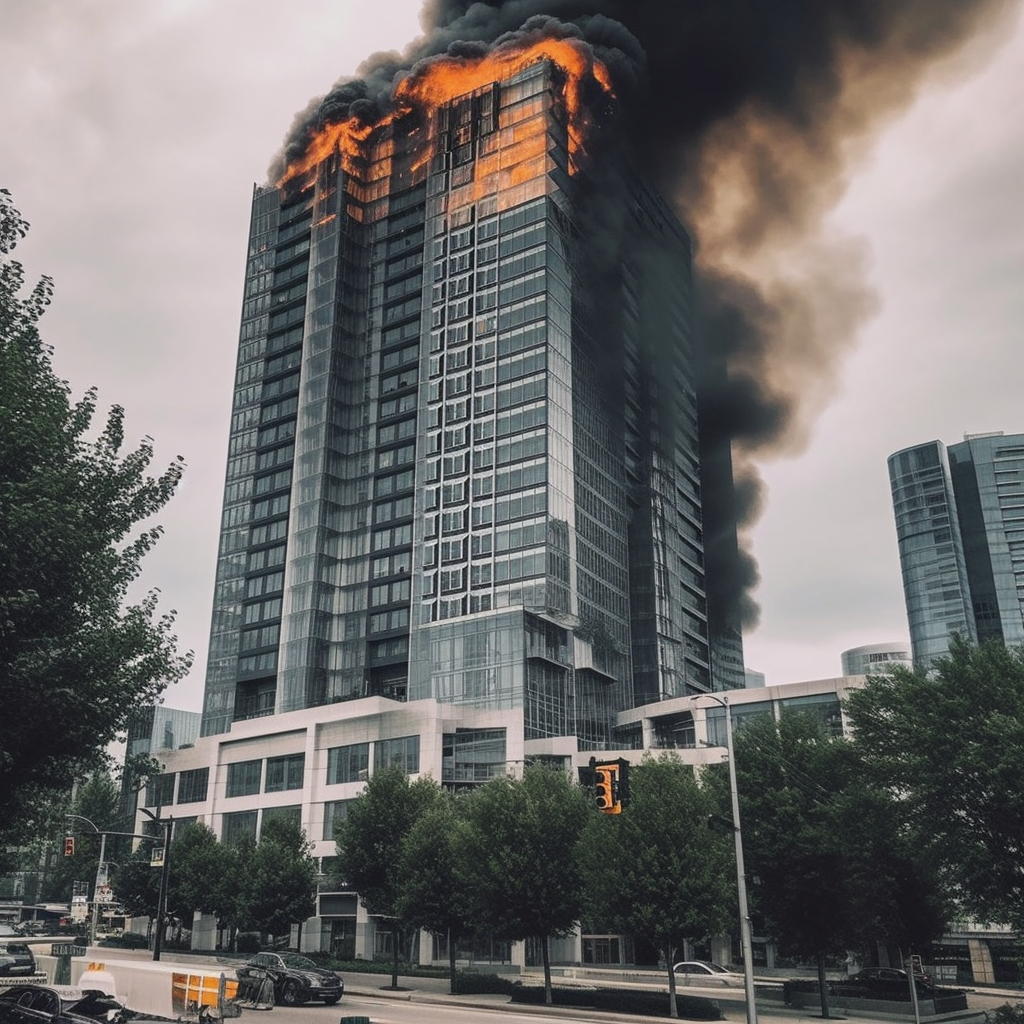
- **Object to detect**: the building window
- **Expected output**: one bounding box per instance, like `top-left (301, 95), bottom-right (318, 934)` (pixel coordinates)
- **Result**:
top-left (226, 759), bottom-right (262, 798)
top-left (442, 729), bottom-right (506, 786)
top-left (265, 753), bottom-right (305, 792)
top-left (327, 743), bottom-right (370, 785)
top-left (261, 805), bottom-right (301, 835)
top-left (374, 735), bottom-right (420, 774)
top-left (144, 773), bottom-right (175, 809)
top-left (222, 810), bottom-right (258, 846)
top-left (323, 800), bottom-right (352, 842)
top-left (176, 768), bottom-right (209, 805)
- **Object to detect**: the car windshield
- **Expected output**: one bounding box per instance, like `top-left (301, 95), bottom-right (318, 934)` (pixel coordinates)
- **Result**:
top-left (279, 954), bottom-right (317, 969)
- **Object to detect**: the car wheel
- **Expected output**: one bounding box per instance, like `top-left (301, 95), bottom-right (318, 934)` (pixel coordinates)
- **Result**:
top-left (322, 995), bottom-right (340, 1005)
top-left (279, 981), bottom-right (302, 1007)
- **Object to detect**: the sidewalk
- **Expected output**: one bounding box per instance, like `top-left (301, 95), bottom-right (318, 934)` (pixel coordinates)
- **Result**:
top-left (340, 970), bottom-right (1001, 1024)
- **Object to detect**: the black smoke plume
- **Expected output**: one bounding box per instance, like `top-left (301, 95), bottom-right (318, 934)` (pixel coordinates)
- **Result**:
top-left (269, 0), bottom-right (1016, 635)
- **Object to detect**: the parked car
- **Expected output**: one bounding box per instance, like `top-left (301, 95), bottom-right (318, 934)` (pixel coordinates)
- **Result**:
top-left (0, 941), bottom-right (37, 978)
top-left (672, 961), bottom-right (745, 986)
top-left (236, 952), bottom-right (343, 1006)
top-left (831, 967), bottom-right (935, 999)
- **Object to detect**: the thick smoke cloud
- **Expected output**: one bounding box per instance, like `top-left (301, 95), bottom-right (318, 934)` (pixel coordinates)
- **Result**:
top-left (270, 0), bottom-right (1015, 632)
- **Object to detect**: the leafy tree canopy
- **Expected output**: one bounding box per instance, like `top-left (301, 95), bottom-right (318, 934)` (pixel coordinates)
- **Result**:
top-left (582, 754), bottom-right (734, 965)
top-left (0, 190), bottom-right (191, 861)
top-left (396, 792), bottom-right (471, 993)
top-left (456, 764), bottom-right (591, 1003)
top-left (730, 710), bottom-right (947, 1016)
top-left (336, 766), bottom-right (442, 918)
top-left (241, 816), bottom-right (318, 939)
top-left (845, 638), bottom-right (1024, 932)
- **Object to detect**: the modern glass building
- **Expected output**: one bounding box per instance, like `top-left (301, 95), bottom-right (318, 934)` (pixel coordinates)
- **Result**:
top-left (200, 52), bottom-right (743, 745)
top-left (888, 432), bottom-right (1024, 666)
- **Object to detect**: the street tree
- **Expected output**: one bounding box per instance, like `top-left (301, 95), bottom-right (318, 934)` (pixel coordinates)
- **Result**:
top-left (335, 766), bottom-right (442, 988)
top-left (396, 792), bottom-right (472, 993)
top-left (111, 843), bottom-right (161, 932)
top-left (0, 190), bottom-right (191, 863)
top-left (171, 822), bottom-right (240, 941)
top-left (456, 764), bottom-right (591, 1005)
top-left (241, 816), bottom-right (318, 944)
top-left (730, 711), bottom-right (947, 1018)
top-left (581, 754), bottom-right (735, 1019)
top-left (42, 772), bottom-right (124, 905)
top-left (845, 638), bottom-right (1024, 933)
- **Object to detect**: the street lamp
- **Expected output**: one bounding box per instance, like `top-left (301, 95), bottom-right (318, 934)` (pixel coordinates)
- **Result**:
top-left (139, 807), bottom-right (173, 962)
top-left (690, 693), bottom-right (759, 1024)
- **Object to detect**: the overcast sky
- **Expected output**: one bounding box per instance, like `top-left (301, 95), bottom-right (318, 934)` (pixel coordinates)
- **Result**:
top-left (2, 1), bottom-right (1022, 712)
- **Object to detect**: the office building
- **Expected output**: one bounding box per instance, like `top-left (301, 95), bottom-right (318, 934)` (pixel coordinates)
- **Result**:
top-left (200, 44), bottom-right (743, 745)
top-left (888, 432), bottom-right (1024, 666)
top-left (839, 642), bottom-right (912, 677)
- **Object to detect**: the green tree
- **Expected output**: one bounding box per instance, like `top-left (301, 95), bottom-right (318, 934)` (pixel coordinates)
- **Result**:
top-left (111, 842), bottom-right (160, 928)
top-left (731, 711), bottom-right (947, 1018)
top-left (170, 822), bottom-right (241, 940)
top-left (0, 190), bottom-right (191, 864)
top-left (845, 638), bottom-right (1024, 932)
top-left (581, 754), bottom-right (734, 1019)
top-left (335, 766), bottom-right (441, 988)
top-left (456, 764), bottom-right (590, 1005)
top-left (42, 772), bottom-right (124, 905)
top-left (396, 792), bottom-right (471, 993)
top-left (240, 817), bottom-right (317, 943)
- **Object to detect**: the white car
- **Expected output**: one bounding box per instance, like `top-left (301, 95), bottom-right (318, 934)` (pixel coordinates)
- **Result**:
top-left (672, 961), bottom-right (745, 986)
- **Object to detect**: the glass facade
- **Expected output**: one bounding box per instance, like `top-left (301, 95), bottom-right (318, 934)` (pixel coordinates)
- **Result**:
top-left (890, 433), bottom-right (1024, 666)
top-left (200, 56), bottom-right (741, 748)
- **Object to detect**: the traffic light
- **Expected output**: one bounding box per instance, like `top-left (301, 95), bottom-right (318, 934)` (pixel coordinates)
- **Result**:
top-left (594, 764), bottom-right (621, 815)
top-left (63, 835), bottom-right (75, 857)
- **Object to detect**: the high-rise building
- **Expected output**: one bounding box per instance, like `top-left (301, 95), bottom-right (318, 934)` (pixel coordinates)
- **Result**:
top-left (888, 432), bottom-right (1024, 666)
top-left (839, 642), bottom-right (912, 677)
top-left (200, 47), bottom-right (742, 746)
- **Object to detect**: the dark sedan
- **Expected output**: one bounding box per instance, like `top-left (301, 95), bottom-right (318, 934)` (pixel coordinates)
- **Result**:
top-left (237, 952), bottom-right (343, 1006)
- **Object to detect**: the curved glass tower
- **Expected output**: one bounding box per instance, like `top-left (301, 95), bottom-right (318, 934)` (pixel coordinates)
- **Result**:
top-left (888, 432), bottom-right (1024, 667)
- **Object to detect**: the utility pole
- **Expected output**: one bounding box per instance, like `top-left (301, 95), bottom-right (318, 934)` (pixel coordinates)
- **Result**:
top-left (140, 807), bottom-right (173, 962)
top-left (691, 694), bottom-right (759, 1024)
top-left (89, 831), bottom-right (107, 947)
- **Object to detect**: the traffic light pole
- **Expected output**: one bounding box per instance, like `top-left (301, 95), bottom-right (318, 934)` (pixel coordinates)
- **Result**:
top-left (89, 831), bottom-right (106, 948)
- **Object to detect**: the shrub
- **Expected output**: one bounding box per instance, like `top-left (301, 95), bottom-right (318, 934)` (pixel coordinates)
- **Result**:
top-left (236, 932), bottom-right (261, 954)
top-left (510, 984), bottom-right (722, 1019)
top-left (451, 973), bottom-right (518, 995)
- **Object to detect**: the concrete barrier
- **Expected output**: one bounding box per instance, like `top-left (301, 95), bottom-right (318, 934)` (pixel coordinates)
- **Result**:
top-left (30, 957), bottom-right (238, 1019)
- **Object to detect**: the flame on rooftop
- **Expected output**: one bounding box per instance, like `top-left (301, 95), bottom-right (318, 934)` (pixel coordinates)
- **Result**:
top-left (277, 36), bottom-right (614, 188)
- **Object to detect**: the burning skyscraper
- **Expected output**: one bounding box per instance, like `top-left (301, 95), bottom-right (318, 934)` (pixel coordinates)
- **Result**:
top-left (200, 33), bottom-right (746, 743)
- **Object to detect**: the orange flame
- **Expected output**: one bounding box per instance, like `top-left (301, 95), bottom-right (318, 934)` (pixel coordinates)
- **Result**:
top-left (277, 36), bottom-right (613, 188)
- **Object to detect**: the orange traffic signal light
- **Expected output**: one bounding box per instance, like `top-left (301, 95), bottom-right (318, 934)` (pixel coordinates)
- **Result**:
top-left (594, 765), bottom-right (621, 814)
top-left (63, 835), bottom-right (75, 857)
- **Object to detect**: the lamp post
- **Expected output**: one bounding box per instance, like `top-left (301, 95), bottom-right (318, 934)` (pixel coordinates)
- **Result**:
top-left (139, 808), bottom-right (173, 962)
top-left (692, 694), bottom-right (759, 1024)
